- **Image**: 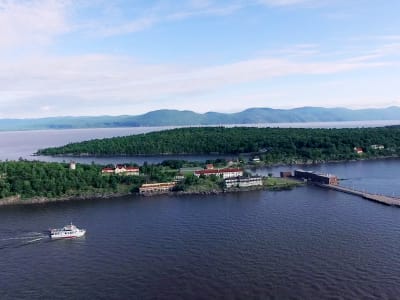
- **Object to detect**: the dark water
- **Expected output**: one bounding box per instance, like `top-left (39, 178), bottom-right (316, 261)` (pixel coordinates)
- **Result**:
top-left (1, 160), bottom-right (400, 299)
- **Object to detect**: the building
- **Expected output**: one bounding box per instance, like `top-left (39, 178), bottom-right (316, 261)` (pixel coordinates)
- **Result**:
top-left (115, 165), bottom-right (140, 175)
top-left (371, 144), bottom-right (384, 150)
top-left (101, 167), bottom-right (115, 174)
top-left (225, 176), bottom-right (263, 188)
top-left (101, 165), bottom-right (139, 175)
top-left (139, 182), bottom-right (176, 195)
top-left (294, 169), bottom-right (338, 185)
top-left (69, 161), bottom-right (76, 170)
top-left (280, 171), bottom-right (292, 178)
top-left (194, 168), bottom-right (243, 179)
top-left (354, 147), bottom-right (363, 154)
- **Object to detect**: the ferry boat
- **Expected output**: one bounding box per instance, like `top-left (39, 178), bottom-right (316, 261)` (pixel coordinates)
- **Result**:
top-left (49, 223), bottom-right (86, 239)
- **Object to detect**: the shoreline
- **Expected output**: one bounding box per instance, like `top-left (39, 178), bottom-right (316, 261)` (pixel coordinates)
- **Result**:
top-left (0, 181), bottom-right (302, 207)
top-left (1, 155), bottom-right (398, 207)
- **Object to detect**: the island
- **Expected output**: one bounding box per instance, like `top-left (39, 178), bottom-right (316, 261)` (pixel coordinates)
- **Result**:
top-left (37, 126), bottom-right (400, 164)
top-left (0, 159), bottom-right (301, 206)
top-left (3, 126), bottom-right (400, 205)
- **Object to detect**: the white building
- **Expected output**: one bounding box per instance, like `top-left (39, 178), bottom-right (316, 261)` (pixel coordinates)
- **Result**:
top-left (225, 176), bottom-right (263, 188)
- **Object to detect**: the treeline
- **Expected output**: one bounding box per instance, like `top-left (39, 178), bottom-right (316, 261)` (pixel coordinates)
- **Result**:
top-left (0, 159), bottom-right (236, 200)
top-left (37, 127), bottom-right (400, 163)
top-left (0, 161), bottom-right (147, 199)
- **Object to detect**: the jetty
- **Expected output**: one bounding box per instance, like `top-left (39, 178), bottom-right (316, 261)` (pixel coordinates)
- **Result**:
top-left (282, 169), bottom-right (400, 207)
top-left (315, 183), bottom-right (400, 207)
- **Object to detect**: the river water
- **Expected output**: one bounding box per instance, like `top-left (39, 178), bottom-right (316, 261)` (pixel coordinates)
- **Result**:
top-left (1, 126), bottom-right (400, 299)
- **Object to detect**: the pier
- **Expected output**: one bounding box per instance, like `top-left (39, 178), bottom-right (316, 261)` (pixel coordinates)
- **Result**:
top-left (285, 169), bottom-right (400, 207)
top-left (315, 183), bottom-right (400, 207)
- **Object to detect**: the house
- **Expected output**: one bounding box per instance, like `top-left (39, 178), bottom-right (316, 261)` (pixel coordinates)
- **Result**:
top-left (225, 176), bottom-right (263, 188)
top-left (102, 165), bottom-right (139, 175)
top-left (205, 164), bottom-right (214, 170)
top-left (194, 168), bottom-right (243, 179)
top-left (139, 182), bottom-right (176, 195)
top-left (353, 147), bottom-right (363, 154)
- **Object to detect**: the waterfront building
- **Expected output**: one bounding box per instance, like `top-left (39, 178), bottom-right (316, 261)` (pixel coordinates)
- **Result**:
top-left (294, 169), bottom-right (338, 185)
top-left (280, 171), bottom-right (292, 178)
top-left (139, 182), bottom-right (176, 194)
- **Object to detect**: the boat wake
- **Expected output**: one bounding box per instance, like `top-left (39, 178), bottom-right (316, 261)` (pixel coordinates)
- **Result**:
top-left (0, 231), bottom-right (49, 250)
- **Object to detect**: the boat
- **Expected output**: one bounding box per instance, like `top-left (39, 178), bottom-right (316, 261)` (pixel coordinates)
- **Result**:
top-left (49, 223), bottom-right (86, 239)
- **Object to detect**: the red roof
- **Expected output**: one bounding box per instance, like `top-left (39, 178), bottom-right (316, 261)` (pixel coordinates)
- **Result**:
top-left (126, 167), bottom-right (139, 171)
top-left (102, 168), bottom-right (114, 172)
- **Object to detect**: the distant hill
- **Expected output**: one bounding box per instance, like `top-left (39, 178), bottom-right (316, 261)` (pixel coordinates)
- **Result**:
top-left (1, 106), bottom-right (400, 131)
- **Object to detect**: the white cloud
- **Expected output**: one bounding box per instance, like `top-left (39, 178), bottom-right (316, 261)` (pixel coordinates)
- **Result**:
top-left (258, 0), bottom-right (312, 6)
top-left (0, 45), bottom-right (391, 117)
top-left (0, 0), bottom-right (70, 50)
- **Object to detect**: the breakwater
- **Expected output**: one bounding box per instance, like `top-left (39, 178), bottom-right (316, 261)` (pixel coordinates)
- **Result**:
top-left (315, 183), bottom-right (400, 207)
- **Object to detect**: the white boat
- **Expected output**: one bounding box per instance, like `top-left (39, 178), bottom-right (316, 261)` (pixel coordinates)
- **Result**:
top-left (49, 223), bottom-right (86, 239)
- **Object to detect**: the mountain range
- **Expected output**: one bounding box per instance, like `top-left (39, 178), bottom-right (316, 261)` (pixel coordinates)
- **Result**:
top-left (1, 106), bottom-right (399, 131)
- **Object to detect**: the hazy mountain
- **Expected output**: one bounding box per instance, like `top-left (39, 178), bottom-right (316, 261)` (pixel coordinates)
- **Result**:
top-left (1, 107), bottom-right (399, 131)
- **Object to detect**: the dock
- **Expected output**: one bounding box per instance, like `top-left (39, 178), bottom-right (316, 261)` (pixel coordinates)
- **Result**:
top-left (315, 183), bottom-right (400, 207)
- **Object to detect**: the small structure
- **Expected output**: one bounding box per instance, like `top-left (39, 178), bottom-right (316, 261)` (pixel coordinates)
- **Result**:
top-left (354, 147), bottom-right (363, 154)
top-left (69, 161), bottom-right (76, 170)
top-left (225, 176), bottom-right (263, 188)
top-left (371, 144), bottom-right (384, 150)
top-left (139, 182), bottom-right (176, 195)
top-left (194, 168), bottom-right (243, 179)
top-left (294, 169), bottom-right (338, 185)
top-left (280, 171), bottom-right (292, 178)
top-left (205, 164), bottom-right (214, 170)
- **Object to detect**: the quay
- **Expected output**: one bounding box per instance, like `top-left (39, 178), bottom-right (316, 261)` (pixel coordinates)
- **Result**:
top-left (315, 183), bottom-right (400, 207)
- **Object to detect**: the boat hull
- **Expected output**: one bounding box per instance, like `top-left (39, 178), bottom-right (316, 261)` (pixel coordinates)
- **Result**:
top-left (50, 229), bottom-right (86, 239)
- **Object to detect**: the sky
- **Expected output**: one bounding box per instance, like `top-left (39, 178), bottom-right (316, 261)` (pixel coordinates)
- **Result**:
top-left (1, 0), bottom-right (400, 118)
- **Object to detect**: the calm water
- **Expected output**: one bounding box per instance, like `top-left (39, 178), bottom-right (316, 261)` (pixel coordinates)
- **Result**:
top-left (1, 127), bottom-right (400, 299)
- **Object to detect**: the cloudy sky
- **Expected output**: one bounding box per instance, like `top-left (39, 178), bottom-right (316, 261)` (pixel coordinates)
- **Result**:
top-left (1, 0), bottom-right (400, 118)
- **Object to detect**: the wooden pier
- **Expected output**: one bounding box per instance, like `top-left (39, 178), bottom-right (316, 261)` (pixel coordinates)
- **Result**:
top-left (315, 183), bottom-right (400, 207)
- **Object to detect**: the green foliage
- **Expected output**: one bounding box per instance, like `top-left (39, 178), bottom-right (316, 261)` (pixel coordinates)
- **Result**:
top-left (37, 127), bottom-right (400, 164)
top-left (0, 160), bottom-right (145, 199)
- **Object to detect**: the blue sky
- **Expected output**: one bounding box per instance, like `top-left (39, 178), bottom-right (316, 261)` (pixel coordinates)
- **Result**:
top-left (1, 0), bottom-right (400, 118)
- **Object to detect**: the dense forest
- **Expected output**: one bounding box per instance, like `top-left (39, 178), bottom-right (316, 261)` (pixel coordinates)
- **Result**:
top-left (37, 127), bottom-right (400, 164)
top-left (0, 160), bottom-right (190, 199)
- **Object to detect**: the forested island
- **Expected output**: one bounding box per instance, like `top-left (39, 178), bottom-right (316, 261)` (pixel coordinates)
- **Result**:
top-left (37, 127), bottom-right (400, 164)
top-left (0, 159), bottom-right (300, 205)
top-left (4, 126), bottom-right (400, 205)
